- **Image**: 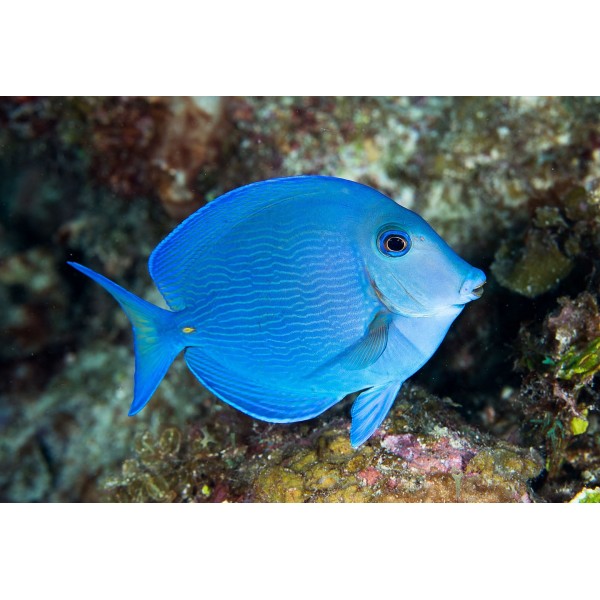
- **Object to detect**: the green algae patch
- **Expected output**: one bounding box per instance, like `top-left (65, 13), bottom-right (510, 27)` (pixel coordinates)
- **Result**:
top-left (157, 427), bottom-right (182, 457)
top-left (466, 446), bottom-right (542, 485)
top-left (143, 472), bottom-right (174, 503)
top-left (570, 412), bottom-right (589, 436)
top-left (557, 338), bottom-right (600, 385)
top-left (491, 230), bottom-right (573, 298)
top-left (570, 487), bottom-right (600, 503)
top-left (255, 468), bottom-right (305, 503)
top-left (288, 450), bottom-right (318, 473)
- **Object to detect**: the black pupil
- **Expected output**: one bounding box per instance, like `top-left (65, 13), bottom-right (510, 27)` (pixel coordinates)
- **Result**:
top-left (385, 235), bottom-right (406, 252)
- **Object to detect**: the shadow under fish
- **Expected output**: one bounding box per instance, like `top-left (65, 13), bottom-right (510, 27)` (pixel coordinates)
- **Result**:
top-left (69, 176), bottom-right (485, 447)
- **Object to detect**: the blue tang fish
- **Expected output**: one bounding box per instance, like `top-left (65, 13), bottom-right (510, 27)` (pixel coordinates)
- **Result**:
top-left (69, 176), bottom-right (485, 447)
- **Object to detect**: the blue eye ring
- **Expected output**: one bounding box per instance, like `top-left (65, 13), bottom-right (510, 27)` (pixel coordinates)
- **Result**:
top-left (378, 229), bottom-right (411, 257)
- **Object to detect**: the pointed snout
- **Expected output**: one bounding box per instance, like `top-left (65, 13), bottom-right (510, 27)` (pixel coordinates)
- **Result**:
top-left (460, 268), bottom-right (486, 302)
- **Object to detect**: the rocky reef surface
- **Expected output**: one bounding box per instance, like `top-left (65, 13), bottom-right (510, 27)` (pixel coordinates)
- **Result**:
top-left (1, 96), bottom-right (599, 502)
top-left (105, 386), bottom-right (542, 503)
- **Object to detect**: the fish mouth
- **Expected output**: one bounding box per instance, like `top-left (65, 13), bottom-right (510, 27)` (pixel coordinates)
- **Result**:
top-left (471, 281), bottom-right (486, 298)
top-left (460, 269), bottom-right (487, 302)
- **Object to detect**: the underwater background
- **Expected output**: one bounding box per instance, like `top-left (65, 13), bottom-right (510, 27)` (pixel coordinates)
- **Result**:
top-left (1, 96), bottom-right (599, 503)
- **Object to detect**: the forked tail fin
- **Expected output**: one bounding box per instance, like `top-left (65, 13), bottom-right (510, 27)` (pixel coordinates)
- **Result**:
top-left (68, 262), bottom-right (182, 415)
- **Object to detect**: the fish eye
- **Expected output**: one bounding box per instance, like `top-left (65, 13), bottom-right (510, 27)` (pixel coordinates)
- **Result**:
top-left (378, 230), bottom-right (411, 257)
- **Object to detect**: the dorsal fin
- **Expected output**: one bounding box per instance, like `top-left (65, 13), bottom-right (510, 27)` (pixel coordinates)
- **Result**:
top-left (149, 176), bottom-right (361, 311)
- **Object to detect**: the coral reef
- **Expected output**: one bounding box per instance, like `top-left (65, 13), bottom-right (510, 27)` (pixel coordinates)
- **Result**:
top-left (0, 338), bottom-right (214, 501)
top-left (0, 96), bottom-right (226, 220)
top-left (106, 386), bottom-right (543, 503)
top-left (491, 180), bottom-right (600, 298)
top-left (512, 290), bottom-right (600, 501)
top-left (0, 247), bottom-right (70, 360)
top-left (2, 96), bottom-right (600, 502)
top-left (89, 96), bottom-right (226, 219)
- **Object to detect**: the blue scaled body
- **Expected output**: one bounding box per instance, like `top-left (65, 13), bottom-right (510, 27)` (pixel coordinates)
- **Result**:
top-left (69, 176), bottom-right (485, 447)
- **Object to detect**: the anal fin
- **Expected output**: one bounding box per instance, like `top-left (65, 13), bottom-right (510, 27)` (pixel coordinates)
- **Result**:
top-left (350, 381), bottom-right (402, 447)
top-left (185, 348), bottom-right (343, 423)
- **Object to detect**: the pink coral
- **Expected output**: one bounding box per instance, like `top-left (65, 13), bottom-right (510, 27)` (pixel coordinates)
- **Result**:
top-left (381, 434), bottom-right (475, 473)
top-left (358, 467), bottom-right (382, 486)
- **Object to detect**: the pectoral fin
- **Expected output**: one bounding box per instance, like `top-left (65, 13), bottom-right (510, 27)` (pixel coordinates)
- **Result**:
top-left (319, 310), bottom-right (392, 373)
top-left (350, 381), bottom-right (402, 447)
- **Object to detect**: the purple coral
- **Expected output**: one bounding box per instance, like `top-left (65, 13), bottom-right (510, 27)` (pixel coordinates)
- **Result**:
top-left (382, 434), bottom-right (475, 474)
